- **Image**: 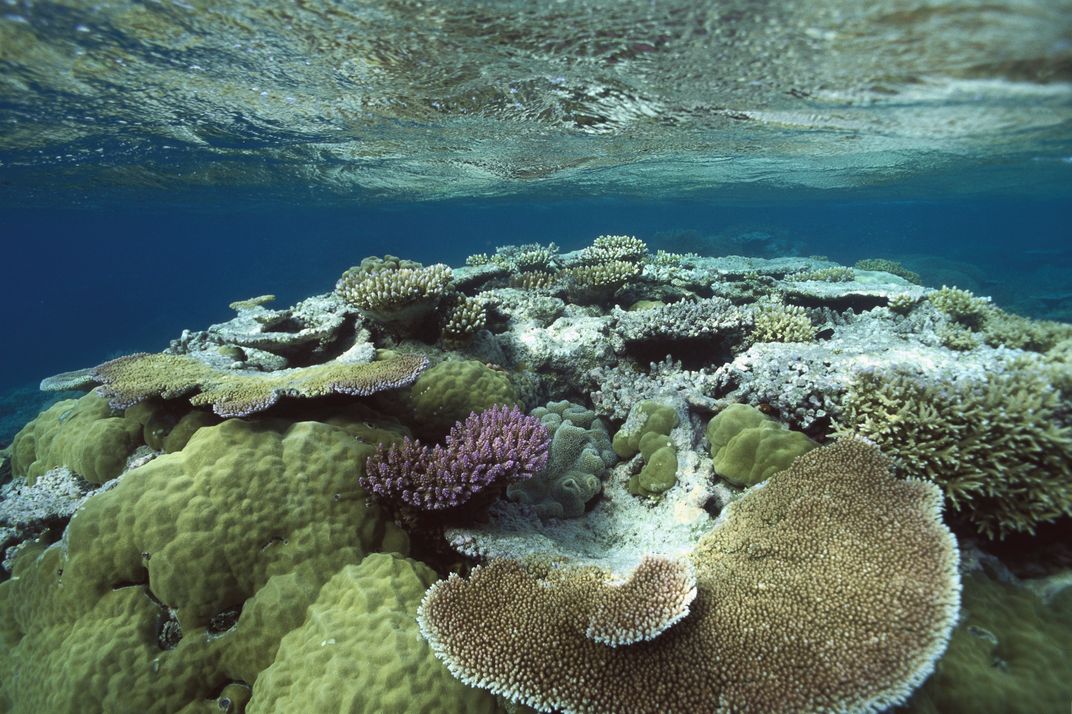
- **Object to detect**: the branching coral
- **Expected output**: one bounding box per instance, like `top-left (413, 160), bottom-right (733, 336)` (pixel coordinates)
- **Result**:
top-left (787, 266), bottom-right (855, 282)
top-left (928, 286), bottom-right (990, 328)
top-left (418, 439), bottom-right (961, 714)
top-left (361, 405), bottom-right (551, 513)
top-left (751, 302), bottom-right (816, 343)
top-left (335, 258), bottom-right (452, 326)
top-left (576, 234), bottom-right (647, 264)
top-left (835, 368), bottom-right (1072, 538)
top-left (88, 352), bottom-right (429, 417)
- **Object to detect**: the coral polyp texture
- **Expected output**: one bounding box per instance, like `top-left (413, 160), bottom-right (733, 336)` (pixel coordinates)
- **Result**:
top-left (418, 439), bottom-right (961, 714)
top-left (85, 351), bottom-right (429, 417)
top-left (362, 405), bottom-right (551, 512)
top-left (575, 234), bottom-right (648, 264)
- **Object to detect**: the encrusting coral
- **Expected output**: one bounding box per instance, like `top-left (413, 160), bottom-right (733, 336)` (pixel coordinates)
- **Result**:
top-left (83, 351), bottom-right (429, 417)
top-left (418, 439), bottom-right (961, 714)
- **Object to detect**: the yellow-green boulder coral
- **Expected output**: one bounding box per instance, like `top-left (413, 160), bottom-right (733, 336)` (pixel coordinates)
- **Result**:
top-left (0, 419), bottom-right (408, 713)
top-left (707, 403), bottom-right (818, 487)
top-left (249, 553), bottom-right (500, 713)
top-left (408, 359), bottom-right (519, 438)
top-left (10, 392), bottom-right (143, 484)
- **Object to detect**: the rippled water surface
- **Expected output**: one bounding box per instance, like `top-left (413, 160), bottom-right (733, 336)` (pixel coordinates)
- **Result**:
top-left (1, 0), bottom-right (1070, 204)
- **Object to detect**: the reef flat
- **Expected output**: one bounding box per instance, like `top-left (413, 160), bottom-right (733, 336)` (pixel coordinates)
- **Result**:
top-left (1, 236), bottom-right (1069, 713)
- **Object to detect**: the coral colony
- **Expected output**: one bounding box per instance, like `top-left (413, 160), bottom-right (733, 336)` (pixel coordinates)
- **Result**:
top-left (2, 235), bottom-right (1070, 712)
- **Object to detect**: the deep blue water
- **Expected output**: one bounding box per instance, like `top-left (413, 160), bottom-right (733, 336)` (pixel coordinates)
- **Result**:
top-left (2, 187), bottom-right (1069, 399)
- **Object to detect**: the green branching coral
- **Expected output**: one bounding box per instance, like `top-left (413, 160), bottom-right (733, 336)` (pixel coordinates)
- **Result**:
top-left (509, 270), bottom-right (556, 290)
top-left (335, 258), bottom-right (452, 326)
top-left (835, 368), bottom-right (1072, 538)
top-left (939, 323), bottom-right (980, 351)
top-left (980, 307), bottom-right (1072, 352)
top-left (467, 243), bottom-right (558, 273)
top-left (855, 258), bottom-right (922, 285)
top-left (888, 293), bottom-right (919, 315)
top-left (87, 352), bottom-right (429, 417)
top-left (751, 302), bottom-right (816, 343)
top-left (929, 286), bottom-right (990, 328)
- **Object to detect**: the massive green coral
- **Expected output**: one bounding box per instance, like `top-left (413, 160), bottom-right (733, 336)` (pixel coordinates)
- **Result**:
top-left (611, 401), bottom-right (680, 497)
top-left (835, 368), bottom-right (1072, 538)
top-left (904, 566), bottom-right (1072, 714)
top-left (706, 403), bottom-right (818, 487)
top-left (407, 359), bottom-right (520, 438)
top-left (10, 393), bottom-right (143, 484)
top-left (249, 553), bottom-right (499, 713)
top-left (85, 351), bottom-right (429, 417)
top-left (0, 418), bottom-right (409, 712)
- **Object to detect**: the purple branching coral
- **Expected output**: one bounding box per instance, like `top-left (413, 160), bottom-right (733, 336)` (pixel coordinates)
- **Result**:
top-left (362, 405), bottom-right (551, 513)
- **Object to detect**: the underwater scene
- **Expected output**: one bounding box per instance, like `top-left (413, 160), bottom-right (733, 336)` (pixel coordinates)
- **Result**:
top-left (1, 1), bottom-right (1071, 712)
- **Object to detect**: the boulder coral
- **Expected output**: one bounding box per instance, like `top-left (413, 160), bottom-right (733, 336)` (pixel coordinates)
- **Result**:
top-left (10, 392), bottom-right (143, 484)
top-left (707, 402), bottom-right (818, 487)
top-left (248, 553), bottom-right (500, 713)
top-left (0, 419), bottom-right (409, 712)
top-left (418, 439), bottom-right (961, 714)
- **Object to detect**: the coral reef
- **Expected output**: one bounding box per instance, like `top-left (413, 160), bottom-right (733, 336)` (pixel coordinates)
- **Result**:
top-left (336, 257), bottom-right (453, 328)
top-left (248, 553), bottom-right (500, 713)
top-left (4, 241), bottom-right (1069, 713)
top-left (706, 403), bottom-right (818, 487)
top-left (10, 393), bottom-right (143, 484)
top-left (854, 258), bottom-right (922, 285)
top-left (419, 440), bottom-right (961, 714)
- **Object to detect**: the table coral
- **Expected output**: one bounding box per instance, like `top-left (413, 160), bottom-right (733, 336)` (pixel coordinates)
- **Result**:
top-left (418, 439), bottom-right (961, 714)
top-left (86, 351), bottom-right (429, 417)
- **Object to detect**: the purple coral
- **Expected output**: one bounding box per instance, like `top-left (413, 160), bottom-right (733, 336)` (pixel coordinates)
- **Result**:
top-left (362, 405), bottom-right (550, 511)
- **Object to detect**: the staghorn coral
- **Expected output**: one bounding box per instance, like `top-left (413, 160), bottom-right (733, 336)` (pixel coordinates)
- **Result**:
top-left (88, 352), bottom-right (429, 417)
top-left (750, 301), bottom-right (816, 343)
top-left (938, 323), bottom-right (980, 351)
top-left (835, 368), bottom-right (1072, 538)
top-left (980, 307), bottom-right (1072, 351)
top-left (508, 270), bottom-right (556, 290)
top-left (854, 258), bottom-right (922, 285)
top-left (361, 405), bottom-right (551, 513)
top-left (418, 439), bottom-right (961, 714)
top-left (335, 259), bottom-right (452, 326)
